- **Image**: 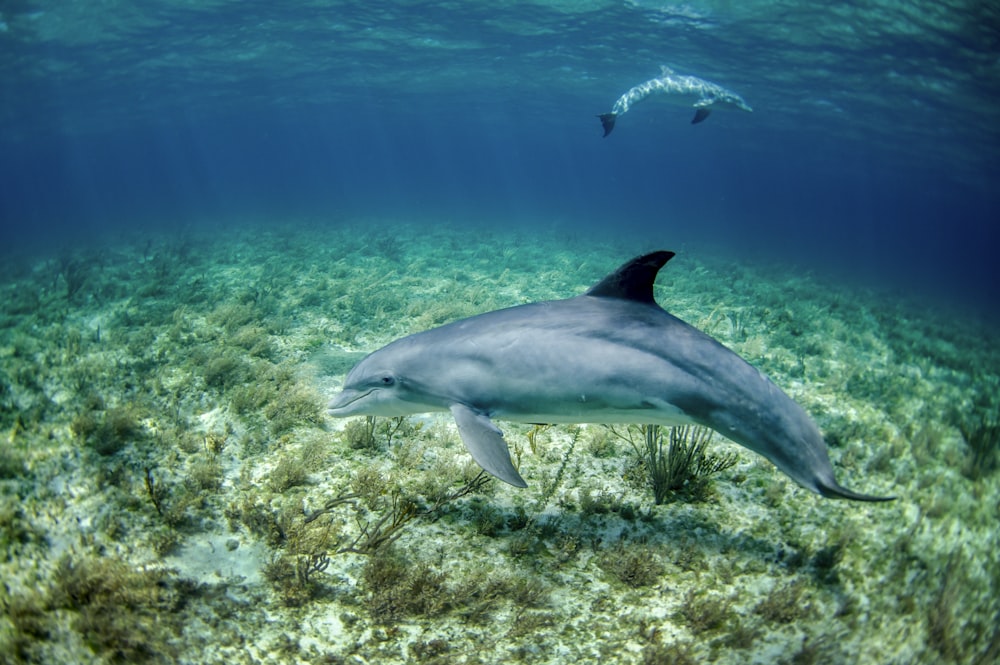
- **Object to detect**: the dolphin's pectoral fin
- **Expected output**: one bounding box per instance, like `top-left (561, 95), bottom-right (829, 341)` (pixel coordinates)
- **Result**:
top-left (597, 113), bottom-right (617, 137)
top-left (692, 108), bottom-right (712, 124)
top-left (450, 404), bottom-right (528, 488)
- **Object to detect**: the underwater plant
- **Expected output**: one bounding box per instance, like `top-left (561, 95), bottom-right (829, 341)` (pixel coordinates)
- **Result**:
top-left (754, 580), bottom-right (813, 625)
top-left (263, 510), bottom-right (339, 606)
top-left (255, 470), bottom-right (493, 607)
top-left (344, 415), bottom-right (379, 451)
top-left (56, 254), bottom-right (90, 302)
top-left (0, 446), bottom-right (27, 480)
top-left (615, 424), bottom-right (739, 504)
top-left (598, 543), bottom-right (666, 588)
top-left (957, 414), bottom-right (999, 480)
top-left (674, 589), bottom-right (736, 636)
top-left (536, 425), bottom-right (581, 510)
top-left (361, 547), bottom-right (548, 626)
top-left (49, 554), bottom-right (183, 662)
top-left (73, 405), bottom-right (144, 456)
top-left (343, 415), bottom-right (416, 453)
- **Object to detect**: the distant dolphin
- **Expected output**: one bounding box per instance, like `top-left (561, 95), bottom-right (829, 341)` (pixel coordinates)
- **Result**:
top-left (598, 66), bottom-right (752, 136)
top-left (328, 251), bottom-right (891, 502)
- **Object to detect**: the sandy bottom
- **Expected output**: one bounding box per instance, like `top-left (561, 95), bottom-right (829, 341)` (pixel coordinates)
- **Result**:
top-left (0, 220), bottom-right (996, 664)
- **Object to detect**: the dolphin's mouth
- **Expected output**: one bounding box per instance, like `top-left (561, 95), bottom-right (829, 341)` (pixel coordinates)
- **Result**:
top-left (327, 388), bottom-right (373, 415)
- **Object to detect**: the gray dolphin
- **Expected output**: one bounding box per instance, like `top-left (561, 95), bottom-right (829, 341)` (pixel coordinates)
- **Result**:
top-left (598, 66), bottom-right (753, 136)
top-left (328, 251), bottom-right (891, 502)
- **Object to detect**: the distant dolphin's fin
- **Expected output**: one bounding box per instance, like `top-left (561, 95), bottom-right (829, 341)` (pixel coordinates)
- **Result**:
top-left (692, 108), bottom-right (712, 124)
top-left (585, 250), bottom-right (675, 304)
top-left (597, 113), bottom-right (617, 137)
top-left (450, 404), bottom-right (527, 487)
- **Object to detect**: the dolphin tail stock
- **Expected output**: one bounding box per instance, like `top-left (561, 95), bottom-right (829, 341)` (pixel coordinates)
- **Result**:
top-left (597, 113), bottom-right (617, 137)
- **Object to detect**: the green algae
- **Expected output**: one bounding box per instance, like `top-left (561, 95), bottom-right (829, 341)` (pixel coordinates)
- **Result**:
top-left (0, 222), bottom-right (997, 664)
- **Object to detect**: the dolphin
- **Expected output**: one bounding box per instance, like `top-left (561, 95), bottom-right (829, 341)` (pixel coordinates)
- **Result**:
top-left (598, 66), bottom-right (753, 136)
top-left (328, 251), bottom-right (891, 502)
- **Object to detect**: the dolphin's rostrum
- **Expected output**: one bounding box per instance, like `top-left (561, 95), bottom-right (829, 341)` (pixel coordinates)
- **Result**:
top-left (328, 251), bottom-right (892, 502)
top-left (598, 66), bottom-right (753, 136)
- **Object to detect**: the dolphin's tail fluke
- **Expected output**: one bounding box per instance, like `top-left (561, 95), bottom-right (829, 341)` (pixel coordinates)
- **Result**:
top-left (815, 477), bottom-right (895, 502)
top-left (597, 113), bottom-right (617, 137)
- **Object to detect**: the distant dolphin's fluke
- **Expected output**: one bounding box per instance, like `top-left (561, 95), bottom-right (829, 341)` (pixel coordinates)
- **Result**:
top-left (598, 66), bottom-right (752, 136)
top-left (328, 251), bottom-right (892, 503)
top-left (597, 113), bottom-right (617, 137)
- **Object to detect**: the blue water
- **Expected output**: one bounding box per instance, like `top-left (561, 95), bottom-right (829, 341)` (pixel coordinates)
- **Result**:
top-left (1, 1), bottom-right (997, 306)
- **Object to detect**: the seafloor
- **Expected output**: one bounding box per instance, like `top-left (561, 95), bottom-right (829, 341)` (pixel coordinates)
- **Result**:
top-left (0, 221), bottom-right (997, 665)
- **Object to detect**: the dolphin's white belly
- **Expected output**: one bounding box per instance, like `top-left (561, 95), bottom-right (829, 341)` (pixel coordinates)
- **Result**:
top-left (437, 330), bottom-right (701, 425)
top-left (494, 404), bottom-right (694, 427)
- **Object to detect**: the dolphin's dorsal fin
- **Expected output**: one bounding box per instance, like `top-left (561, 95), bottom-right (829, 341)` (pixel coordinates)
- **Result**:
top-left (586, 250), bottom-right (675, 303)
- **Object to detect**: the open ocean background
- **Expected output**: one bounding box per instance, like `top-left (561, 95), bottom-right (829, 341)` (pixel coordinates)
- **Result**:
top-left (2, 3), bottom-right (1000, 664)
top-left (1, 0), bottom-right (998, 308)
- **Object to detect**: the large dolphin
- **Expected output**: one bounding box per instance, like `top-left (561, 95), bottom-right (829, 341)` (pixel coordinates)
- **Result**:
top-left (328, 251), bottom-right (891, 502)
top-left (598, 66), bottom-right (753, 136)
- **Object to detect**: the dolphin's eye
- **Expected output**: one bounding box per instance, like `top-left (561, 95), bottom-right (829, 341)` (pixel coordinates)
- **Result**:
top-left (380, 375), bottom-right (395, 386)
